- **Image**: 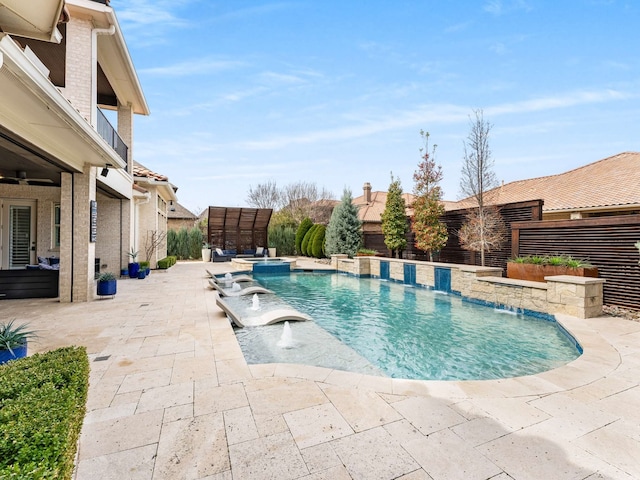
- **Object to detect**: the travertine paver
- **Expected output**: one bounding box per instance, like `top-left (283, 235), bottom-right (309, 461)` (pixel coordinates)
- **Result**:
top-left (3, 260), bottom-right (640, 479)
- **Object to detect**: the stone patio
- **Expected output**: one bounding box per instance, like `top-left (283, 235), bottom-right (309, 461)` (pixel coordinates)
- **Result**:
top-left (4, 260), bottom-right (640, 479)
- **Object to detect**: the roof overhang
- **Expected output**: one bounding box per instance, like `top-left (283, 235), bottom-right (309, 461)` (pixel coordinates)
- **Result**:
top-left (0, 0), bottom-right (65, 43)
top-left (64, 0), bottom-right (149, 115)
top-left (134, 177), bottom-right (178, 202)
top-left (0, 33), bottom-right (127, 171)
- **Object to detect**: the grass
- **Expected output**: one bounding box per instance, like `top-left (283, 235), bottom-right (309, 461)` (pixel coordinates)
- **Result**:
top-left (510, 255), bottom-right (593, 268)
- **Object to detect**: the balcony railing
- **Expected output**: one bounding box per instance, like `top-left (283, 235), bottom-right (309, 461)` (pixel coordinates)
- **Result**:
top-left (96, 108), bottom-right (128, 168)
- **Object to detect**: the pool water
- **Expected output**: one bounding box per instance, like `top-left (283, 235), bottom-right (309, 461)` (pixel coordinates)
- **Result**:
top-left (239, 273), bottom-right (581, 381)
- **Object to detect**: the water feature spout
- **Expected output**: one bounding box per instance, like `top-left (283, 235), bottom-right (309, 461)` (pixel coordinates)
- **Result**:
top-left (277, 321), bottom-right (294, 348)
top-left (251, 293), bottom-right (260, 311)
top-left (263, 252), bottom-right (268, 263)
top-left (232, 282), bottom-right (241, 291)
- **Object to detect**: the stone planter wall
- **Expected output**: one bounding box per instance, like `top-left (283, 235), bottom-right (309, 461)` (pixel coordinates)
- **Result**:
top-left (331, 255), bottom-right (605, 319)
top-left (507, 262), bottom-right (599, 283)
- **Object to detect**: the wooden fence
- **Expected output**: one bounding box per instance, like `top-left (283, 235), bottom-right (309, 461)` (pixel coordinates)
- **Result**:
top-left (511, 215), bottom-right (640, 310)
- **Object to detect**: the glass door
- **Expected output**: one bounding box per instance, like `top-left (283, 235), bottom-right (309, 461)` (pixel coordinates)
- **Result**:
top-left (1, 200), bottom-right (36, 269)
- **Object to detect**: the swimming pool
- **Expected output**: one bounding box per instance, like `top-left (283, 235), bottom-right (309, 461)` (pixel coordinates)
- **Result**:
top-left (234, 272), bottom-right (582, 381)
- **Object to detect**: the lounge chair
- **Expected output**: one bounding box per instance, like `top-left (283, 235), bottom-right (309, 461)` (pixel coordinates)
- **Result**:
top-left (216, 297), bottom-right (311, 327)
top-left (206, 270), bottom-right (253, 283)
top-left (208, 279), bottom-right (272, 297)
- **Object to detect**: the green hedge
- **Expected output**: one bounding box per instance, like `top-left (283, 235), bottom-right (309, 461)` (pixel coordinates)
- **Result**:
top-left (157, 256), bottom-right (177, 269)
top-left (311, 224), bottom-right (326, 258)
top-left (295, 218), bottom-right (313, 255)
top-left (301, 224), bottom-right (318, 256)
top-left (0, 346), bottom-right (89, 479)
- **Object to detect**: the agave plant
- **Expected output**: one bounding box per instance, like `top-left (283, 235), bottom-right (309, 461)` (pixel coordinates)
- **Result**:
top-left (0, 320), bottom-right (36, 355)
top-left (98, 272), bottom-right (116, 282)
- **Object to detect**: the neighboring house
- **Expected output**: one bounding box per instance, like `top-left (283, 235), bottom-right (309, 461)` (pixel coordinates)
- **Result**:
top-left (168, 202), bottom-right (198, 232)
top-left (133, 162), bottom-right (178, 268)
top-left (451, 152), bottom-right (640, 220)
top-left (352, 182), bottom-right (415, 253)
top-left (0, 1), bottom-right (166, 302)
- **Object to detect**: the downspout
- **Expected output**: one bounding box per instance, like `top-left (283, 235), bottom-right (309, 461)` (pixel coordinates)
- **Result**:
top-left (90, 24), bottom-right (115, 128)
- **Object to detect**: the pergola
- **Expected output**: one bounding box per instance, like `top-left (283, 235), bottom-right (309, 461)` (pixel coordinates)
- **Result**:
top-left (207, 206), bottom-right (273, 252)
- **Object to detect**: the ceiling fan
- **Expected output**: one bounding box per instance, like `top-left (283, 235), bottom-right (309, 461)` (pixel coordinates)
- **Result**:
top-left (0, 171), bottom-right (54, 185)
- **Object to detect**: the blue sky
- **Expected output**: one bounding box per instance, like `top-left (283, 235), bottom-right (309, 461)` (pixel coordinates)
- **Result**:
top-left (110, 0), bottom-right (640, 214)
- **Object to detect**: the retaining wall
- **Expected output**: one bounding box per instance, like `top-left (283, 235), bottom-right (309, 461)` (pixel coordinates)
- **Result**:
top-left (331, 255), bottom-right (605, 319)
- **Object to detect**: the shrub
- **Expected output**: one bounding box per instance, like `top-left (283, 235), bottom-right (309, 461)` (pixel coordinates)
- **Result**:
top-left (311, 224), bottom-right (326, 258)
top-left (166, 229), bottom-right (178, 257)
top-left (188, 227), bottom-right (204, 259)
top-left (176, 228), bottom-right (190, 260)
top-left (157, 256), bottom-right (175, 269)
top-left (0, 346), bottom-right (89, 479)
top-left (295, 218), bottom-right (313, 255)
top-left (301, 224), bottom-right (318, 256)
top-left (139, 261), bottom-right (150, 270)
top-left (268, 225), bottom-right (296, 256)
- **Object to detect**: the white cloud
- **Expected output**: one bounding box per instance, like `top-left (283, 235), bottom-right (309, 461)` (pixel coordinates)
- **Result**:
top-left (235, 89), bottom-right (631, 151)
top-left (140, 59), bottom-right (245, 77)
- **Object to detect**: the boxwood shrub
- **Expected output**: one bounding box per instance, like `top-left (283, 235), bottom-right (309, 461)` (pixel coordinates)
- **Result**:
top-left (0, 346), bottom-right (89, 479)
top-left (157, 256), bottom-right (177, 269)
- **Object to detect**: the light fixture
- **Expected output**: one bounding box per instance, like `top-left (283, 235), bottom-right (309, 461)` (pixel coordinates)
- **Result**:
top-left (169, 200), bottom-right (176, 212)
top-left (100, 164), bottom-right (112, 177)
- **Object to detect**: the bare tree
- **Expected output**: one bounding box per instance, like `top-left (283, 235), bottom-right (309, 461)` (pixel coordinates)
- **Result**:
top-left (246, 180), bottom-right (282, 209)
top-left (458, 109), bottom-right (503, 265)
top-left (144, 230), bottom-right (168, 265)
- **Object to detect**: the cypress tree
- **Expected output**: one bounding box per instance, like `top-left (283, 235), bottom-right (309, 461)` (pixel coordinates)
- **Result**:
top-left (380, 174), bottom-right (408, 258)
top-left (311, 224), bottom-right (326, 258)
top-left (295, 217), bottom-right (313, 255)
top-left (301, 224), bottom-right (318, 256)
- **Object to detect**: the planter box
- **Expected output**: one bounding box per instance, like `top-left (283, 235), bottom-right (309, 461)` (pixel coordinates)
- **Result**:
top-left (507, 262), bottom-right (599, 283)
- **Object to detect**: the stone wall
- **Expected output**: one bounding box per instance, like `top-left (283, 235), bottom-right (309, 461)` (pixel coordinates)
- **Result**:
top-left (331, 256), bottom-right (605, 319)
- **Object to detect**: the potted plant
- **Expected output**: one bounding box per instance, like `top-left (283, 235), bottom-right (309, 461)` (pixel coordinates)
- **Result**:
top-left (97, 272), bottom-right (117, 297)
top-left (127, 248), bottom-right (140, 279)
top-left (0, 320), bottom-right (36, 364)
top-left (139, 261), bottom-right (151, 276)
top-left (202, 242), bottom-right (212, 262)
top-left (507, 255), bottom-right (598, 282)
top-left (268, 245), bottom-right (277, 258)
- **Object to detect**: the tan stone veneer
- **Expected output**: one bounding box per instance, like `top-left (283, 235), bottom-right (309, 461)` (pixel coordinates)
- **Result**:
top-left (331, 256), bottom-right (605, 319)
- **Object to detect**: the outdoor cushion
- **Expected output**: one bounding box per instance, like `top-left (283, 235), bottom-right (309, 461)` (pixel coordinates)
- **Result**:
top-left (256, 247), bottom-right (264, 255)
top-left (216, 248), bottom-right (224, 256)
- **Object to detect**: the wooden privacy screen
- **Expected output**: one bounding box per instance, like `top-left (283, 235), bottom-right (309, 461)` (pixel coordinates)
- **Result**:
top-left (207, 207), bottom-right (273, 252)
top-left (511, 214), bottom-right (640, 310)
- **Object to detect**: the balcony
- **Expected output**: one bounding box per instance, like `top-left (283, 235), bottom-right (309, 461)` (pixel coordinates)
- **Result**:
top-left (96, 108), bottom-right (128, 168)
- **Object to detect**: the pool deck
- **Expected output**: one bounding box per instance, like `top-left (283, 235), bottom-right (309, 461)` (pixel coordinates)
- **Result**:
top-left (5, 260), bottom-right (640, 479)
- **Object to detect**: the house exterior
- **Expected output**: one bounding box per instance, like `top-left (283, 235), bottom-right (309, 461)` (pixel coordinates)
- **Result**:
top-left (352, 182), bottom-right (415, 254)
top-left (451, 152), bottom-right (640, 220)
top-left (0, 0), bottom-right (163, 301)
top-left (133, 162), bottom-right (177, 268)
top-left (168, 202), bottom-right (198, 232)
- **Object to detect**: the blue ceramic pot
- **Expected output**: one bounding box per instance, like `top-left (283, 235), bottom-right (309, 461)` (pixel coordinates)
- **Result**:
top-left (0, 344), bottom-right (27, 364)
top-left (97, 279), bottom-right (117, 296)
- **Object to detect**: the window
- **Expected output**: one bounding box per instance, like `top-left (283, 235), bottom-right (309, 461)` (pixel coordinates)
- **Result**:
top-left (53, 203), bottom-right (61, 248)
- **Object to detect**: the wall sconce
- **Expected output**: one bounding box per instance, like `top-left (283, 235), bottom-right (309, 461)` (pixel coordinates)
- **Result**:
top-left (100, 164), bottom-right (112, 177)
top-left (169, 200), bottom-right (176, 212)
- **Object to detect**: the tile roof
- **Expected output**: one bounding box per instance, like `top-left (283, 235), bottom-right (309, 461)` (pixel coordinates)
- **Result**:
top-left (450, 152), bottom-right (640, 212)
top-left (133, 161), bottom-right (168, 182)
top-left (353, 190), bottom-right (415, 223)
